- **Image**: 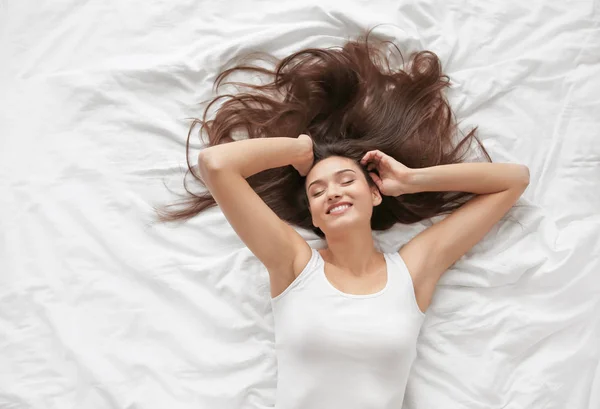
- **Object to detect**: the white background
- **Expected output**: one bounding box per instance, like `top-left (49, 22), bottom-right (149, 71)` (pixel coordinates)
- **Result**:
top-left (1, 1), bottom-right (599, 408)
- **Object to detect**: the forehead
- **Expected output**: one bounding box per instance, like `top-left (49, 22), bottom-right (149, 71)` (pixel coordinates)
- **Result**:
top-left (306, 156), bottom-right (358, 183)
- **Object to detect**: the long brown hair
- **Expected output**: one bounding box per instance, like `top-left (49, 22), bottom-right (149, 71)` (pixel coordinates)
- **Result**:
top-left (156, 29), bottom-right (492, 238)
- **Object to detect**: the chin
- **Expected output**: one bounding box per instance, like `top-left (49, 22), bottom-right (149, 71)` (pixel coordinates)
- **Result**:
top-left (324, 217), bottom-right (362, 232)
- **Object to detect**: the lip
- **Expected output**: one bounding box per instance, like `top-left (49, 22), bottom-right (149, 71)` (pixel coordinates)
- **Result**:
top-left (326, 202), bottom-right (353, 215)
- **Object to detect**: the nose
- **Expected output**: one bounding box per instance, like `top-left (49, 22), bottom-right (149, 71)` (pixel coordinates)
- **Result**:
top-left (326, 184), bottom-right (342, 201)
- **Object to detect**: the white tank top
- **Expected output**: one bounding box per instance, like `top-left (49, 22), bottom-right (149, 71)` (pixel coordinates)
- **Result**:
top-left (270, 248), bottom-right (426, 409)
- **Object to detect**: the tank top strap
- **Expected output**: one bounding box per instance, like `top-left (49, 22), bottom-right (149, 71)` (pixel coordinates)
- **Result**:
top-left (384, 251), bottom-right (427, 318)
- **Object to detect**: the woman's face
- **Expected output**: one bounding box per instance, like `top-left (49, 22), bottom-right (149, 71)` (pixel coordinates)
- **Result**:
top-left (305, 156), bottom-right (382, 235)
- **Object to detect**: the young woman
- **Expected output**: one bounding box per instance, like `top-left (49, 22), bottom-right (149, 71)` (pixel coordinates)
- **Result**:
top-left (159, 31), bottom-right (530, 408)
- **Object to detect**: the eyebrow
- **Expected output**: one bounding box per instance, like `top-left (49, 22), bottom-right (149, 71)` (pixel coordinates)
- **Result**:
top-left (307, 169), bottom-right (356, 190)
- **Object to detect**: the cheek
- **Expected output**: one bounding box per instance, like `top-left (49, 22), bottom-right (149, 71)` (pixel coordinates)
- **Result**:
top-left (355, 187), bottom-right (375, 211)
top-left (307, 196), bottom-right (318, 214)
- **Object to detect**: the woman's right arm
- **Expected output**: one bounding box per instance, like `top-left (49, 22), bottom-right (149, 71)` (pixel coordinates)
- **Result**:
top-left (198, 137), bottom-right (313, 298)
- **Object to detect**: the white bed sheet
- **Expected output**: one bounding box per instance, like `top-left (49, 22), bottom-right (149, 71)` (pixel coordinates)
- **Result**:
top-left (1, 1), bottom-right (599, 408)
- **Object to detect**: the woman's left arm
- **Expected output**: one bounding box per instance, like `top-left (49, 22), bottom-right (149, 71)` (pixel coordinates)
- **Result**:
top-left (399, 162), bottom-right (530, 313)
top-left (361, 150), bottom-right (530, 313)
top-left (405, 162), bottom-right (530, 195)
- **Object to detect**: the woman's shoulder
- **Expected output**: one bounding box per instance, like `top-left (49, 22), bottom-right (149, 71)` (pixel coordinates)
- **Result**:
top-left (271, 247), bottom-right (320, 302)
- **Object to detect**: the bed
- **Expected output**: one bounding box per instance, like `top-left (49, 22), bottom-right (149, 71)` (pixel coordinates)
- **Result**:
top-left (1, 1), bottom-right (599, 408)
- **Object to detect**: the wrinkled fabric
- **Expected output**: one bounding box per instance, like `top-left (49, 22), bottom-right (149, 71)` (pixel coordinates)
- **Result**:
top-left (0, 1), bottom-right (598, 409)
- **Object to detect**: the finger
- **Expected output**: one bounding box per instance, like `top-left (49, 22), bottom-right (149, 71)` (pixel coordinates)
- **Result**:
top-left (360, 152), bottom-right (371, 165)
top-left (369, 172), bottom-right (382, 187)
top-left (361, 150), bottom-right (379, 165)
top-left (361, 150), bottom-right (382, 166)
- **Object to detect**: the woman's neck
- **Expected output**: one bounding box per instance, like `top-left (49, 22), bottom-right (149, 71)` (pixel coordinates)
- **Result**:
top-left (322, 227), bottom-right (380, 276)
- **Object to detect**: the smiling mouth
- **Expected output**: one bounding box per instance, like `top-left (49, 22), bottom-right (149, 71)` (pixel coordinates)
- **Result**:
top-left (327, 204), bottom-right (353, 215)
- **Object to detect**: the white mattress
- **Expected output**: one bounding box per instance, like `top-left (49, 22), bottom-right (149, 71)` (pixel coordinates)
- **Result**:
top-left (1, 1), bottom-right (599, 408)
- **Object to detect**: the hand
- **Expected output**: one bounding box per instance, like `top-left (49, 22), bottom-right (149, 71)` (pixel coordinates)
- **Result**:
top-left (292, 134), bottom-right (314, 176)
top-left (360, 150), bottom-right (413, 196)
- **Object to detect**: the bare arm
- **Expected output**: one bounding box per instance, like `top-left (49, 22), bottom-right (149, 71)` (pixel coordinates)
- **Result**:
top-left (361, 150), bottom-right (530, 313)
top-left (400, 162), bottom-right (530, 312)
top-left (199, 137), bottom-right (314, 298)
top-left (406, 162), bottom-right (530, 195)
top-left (200, 137), bottom-right (313, 179)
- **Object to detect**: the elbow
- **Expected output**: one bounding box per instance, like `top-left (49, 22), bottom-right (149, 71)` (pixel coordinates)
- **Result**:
top-left (198, 149), bottom-right (223, 178)
top-left (521, 165), bottom-right (530, 186)
top-left (512, 165), bottom-right (530, 191)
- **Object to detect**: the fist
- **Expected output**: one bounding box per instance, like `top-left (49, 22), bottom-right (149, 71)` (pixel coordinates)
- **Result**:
top-left (292, 134), bottom-right (314, 177)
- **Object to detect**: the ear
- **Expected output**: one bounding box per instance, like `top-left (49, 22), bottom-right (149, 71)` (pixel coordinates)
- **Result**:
top-left (371, 185), bottom-right (383, 207)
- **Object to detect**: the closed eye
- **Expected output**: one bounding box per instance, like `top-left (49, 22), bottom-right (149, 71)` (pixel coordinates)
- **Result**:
top-left (311, 180), bottom-right (355, 197)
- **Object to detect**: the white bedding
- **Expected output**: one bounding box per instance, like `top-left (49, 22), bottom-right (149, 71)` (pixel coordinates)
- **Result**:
top-left (1, 1), bottom-right (599, 408)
